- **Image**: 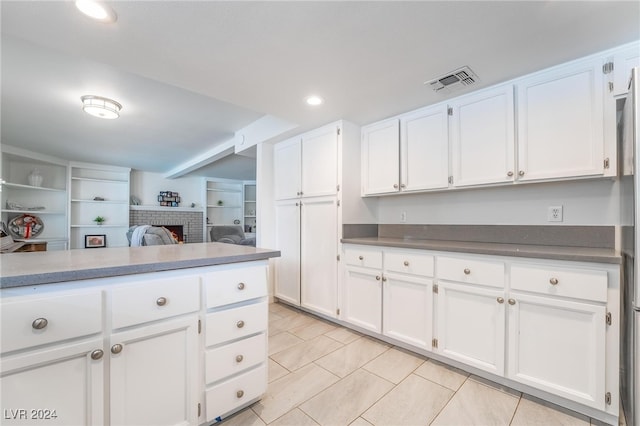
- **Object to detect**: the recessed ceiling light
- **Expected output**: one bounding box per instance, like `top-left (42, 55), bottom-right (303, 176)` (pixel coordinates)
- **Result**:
top-left (75, 0), bottom-right (117, 23)
top-left (305, 95), bottom-right (324, 106)
top-left (81, 95), bottom-right (122, 119)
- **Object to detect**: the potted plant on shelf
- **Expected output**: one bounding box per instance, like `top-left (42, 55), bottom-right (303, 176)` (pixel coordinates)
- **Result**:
top-left (94, 216), bottom-right (106, 226)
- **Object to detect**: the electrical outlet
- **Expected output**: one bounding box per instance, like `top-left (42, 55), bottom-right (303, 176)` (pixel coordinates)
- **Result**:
top-left (547, 206), bottom-right (563, 222)
top-left (400, 211), bottom-right (407, 223)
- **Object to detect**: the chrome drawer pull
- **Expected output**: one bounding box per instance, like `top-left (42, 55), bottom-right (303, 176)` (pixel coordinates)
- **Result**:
top-left (237, 282), bottom-right (245, 290)
top-left (358, 255), bottom-right (364, 260)
top-left (497, 297), bottom-right (504, 304)
top-left (156, 297), bottom-right (167, 306)
top-left (403, 261), bottom-right (410, 266)
top-left (111, 344), bottom-right (123, 354)
top-left (549, 277), bottom-right (559, 285)
top-left (236, 355), bottom-right (244, 363)
top-left (91, 349), bottom-right (104, 360)
top-left (236, 390), bottom-right (244, 398)
top-left (508, 299), bottom-right (516, 305)
top-left (463, 268), bottom-right (471, 275)
top-left (236, 320), bottom-right (245, 329)
top-left (32, 318), bottom-right (48, 330)
top-left (375, 275), bottom-right (381, 281)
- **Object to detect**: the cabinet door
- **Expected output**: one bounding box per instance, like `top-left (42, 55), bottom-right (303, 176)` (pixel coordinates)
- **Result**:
top-left (613, 44), bottom-right (640, 96)
top-left (301, 126), bottom-right (338, 198)
top-left (342, 267), bottom-right (382, 333)
top-left (436, 281), bottom-right (505, 375)
top-left (274, 138), bottom-right (301, 200)
top-left (361, 119), bottom-right (400, 195)
top-left (300, 196), bottom-right (338, 318)
top-left (383, 273), bottom-right (432, 350)
top-left (274, 199), bottom-right (301, 305)
top-left (110, 316), bottom-right (198, 426)
top-left (450, 85), bottom-right (515, 187)
top-left (507, 292), bottom-right (606, 410)
top-left (517, 59), bottom-right (604, 181)
top-left (0, 339), bottom-right (104, 426)
top-left (400, 105), bottom-right (449, 191)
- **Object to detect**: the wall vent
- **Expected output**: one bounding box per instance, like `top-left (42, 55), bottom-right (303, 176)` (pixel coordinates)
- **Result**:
top-left (425, 66), bottom-right (479, 93)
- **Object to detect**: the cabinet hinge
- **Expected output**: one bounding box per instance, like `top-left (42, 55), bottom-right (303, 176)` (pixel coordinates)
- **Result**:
top-left (605, 392), bottom-right (612, 405)
top-left (609, 81), bottom-right (614, 93)
top-left (448, 176), bottom-right (453, 185)
top-left (336, 308), bottom-right (341, 316)
top-left (198, 319), bottom-right (202, 334)
top-left (198, 403), bottom-right (201, 417)
top-left (447, 107), bottom-right (453, 116)
top-left (606, 312), bottom-right (612, 326)
top-left (432, 338), bottom-right (438, 349)
top-left (604, 158), bottom-right (610, 169)
top-left (337, 128), bottom-right (341, 136)
top-left (337, 254), bottom-right (341, 261)
top-left (602, 62), bottom-right (614, 75)
top-left (433, 284), bottom-right (439, 294)
top-left (336, 184), bottom-right (340, 192)
top-left (337, 200), bottom-right (341, 207)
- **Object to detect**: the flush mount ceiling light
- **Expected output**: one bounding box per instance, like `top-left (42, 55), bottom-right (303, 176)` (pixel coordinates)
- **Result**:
top-left (75, 0), bottom-right (117, 23)
top-left (81, 95), bottom-right (122, 119)
top-left (305, 95), bottom-right (324, 106)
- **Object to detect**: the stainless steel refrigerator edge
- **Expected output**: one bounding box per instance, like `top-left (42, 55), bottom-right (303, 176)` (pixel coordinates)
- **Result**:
top-left (621, 66), bottom-right (640, 426)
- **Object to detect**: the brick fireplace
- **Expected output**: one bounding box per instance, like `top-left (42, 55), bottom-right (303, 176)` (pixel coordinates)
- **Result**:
top-left (129, 208), bottom-right (203, 243)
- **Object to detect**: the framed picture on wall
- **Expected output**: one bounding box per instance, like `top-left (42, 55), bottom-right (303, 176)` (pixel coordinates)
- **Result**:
top-left (85, 234), bottom-right (106, 248)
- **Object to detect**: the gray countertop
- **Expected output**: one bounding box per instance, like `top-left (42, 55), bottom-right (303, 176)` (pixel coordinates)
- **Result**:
top-left (0, 243), bottom-right (281, 288)
top-left (341, 237), bottom-right (621, 264)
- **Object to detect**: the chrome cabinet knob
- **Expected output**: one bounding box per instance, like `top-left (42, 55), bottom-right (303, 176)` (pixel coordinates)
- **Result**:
top-left (299, 191), bottom-right (303, 196)
top-left (236, 320), bottom-right (245, 329)
top-left (507, 171), bottom-right (514, 177)
top-left (111, 344), bottom-right (123, 354)
top-left (403, 260), bottom-right (410, 266)
top-left (156, 297), bottom-right (167, 306)
top-left (237, 282), bottom-right (245, 290)
top-left (400, 183), bottom-right (406, 189)
top-left (463, 268), bottom-right (471, 275)
top-left (497, 297), bottom-right (505, 304)
top-left (91, 349), bottom-right (104, 360)
top-left (235, 355), bottom-right (244, 363)
top-left (508, 299), bottom-right (516, 305)
top-left (382, 276), bottom-right (387, 282)
top-left (549, 277), bottom-right (559, 285)
top-left (393, 183), bottom-right (399, 189)
top-left (375, 275), bottom-right (381, 281)
top-left (32, 318), bottom-right (48, 330)
top-left (518, 171), bottom-right (525, 177)
top-left (236, 390), bottom-right (244, 399)
top-left (358, 255), bottom-right (364, 260)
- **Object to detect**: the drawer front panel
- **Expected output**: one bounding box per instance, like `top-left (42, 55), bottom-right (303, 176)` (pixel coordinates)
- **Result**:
top-left (206, 302), bottom-right (268, 346)
top-left (206, 333), bottom-right (266, 384)
top-left (1, 291), bottom-right (102, 353)
top-left (438, 256), bottom-right (505, 288)
top-left (204, 265), bottom-right (267, 308)
top-left (111, 275), bottom-right (200, 329)
top-left (511, 264), bottom-right (607, 302)
top-left (205, 364), bottom-right (267, 422)
top-left (385, 250), bottom-right (434, 276)
top-left (344, 247), bottom-right (383, 269)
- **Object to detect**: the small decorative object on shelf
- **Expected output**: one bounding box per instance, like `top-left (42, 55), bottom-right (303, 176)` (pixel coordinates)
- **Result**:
top-left (93, 196), bottom-right (105, 201)
top-left (233, 219), bottom-right (241, 225)
top-left (217, 200), bottom-right (224, 206)
top-left (27, 169), bottom-right (43, 187)
top-left (158, 191), bottom-right (181, 207)
top-left (94, 216), bottom-right (106, 225)
top-left (8, 214), bottom-right (44, 239)
top-left (85, 234), bottom-right (106, 248)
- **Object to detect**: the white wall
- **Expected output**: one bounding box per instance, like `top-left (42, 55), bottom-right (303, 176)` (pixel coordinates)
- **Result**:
top-left (130, 170), bottom-right (203, 208)
top-left (376, 178), bottom-right (620, 225)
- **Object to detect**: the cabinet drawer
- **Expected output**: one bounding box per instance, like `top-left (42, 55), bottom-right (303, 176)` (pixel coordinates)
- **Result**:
top-left (511, 264), bottom-right (607, 302)
top-left (438, 256), bottom-right (505, 288)
top-left (1, 291), bottom-right (102, 354)
top-left (204, 265), bottom-right (267, 308)
top-left (344, 246), bottom-right (383, 268)
top-left (206, 301), bottom-right (267, 346)
top-left (111, 275), bottom-right (200, 329)
top-left (385, 250), bottom-right (434, 276)
top-left (205, 364), bottom-right (267, 422)
top-left (206, 333), bottom-right (266, 384)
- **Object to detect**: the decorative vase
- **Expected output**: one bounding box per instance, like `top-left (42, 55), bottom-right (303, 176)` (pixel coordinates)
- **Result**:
top-left (28, 169), bottom-right (43, 187)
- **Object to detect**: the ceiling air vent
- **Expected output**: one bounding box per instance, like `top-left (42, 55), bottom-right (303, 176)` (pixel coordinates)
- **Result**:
top-left (425, 66), bottom-right (479, 93)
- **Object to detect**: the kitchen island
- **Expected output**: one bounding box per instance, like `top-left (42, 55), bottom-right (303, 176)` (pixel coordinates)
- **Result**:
top-left (1, 242), bottom-right (280, 426)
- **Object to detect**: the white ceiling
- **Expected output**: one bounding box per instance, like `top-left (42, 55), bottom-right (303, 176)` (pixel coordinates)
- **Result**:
top-left (2, 1), bottom-right (639, 179)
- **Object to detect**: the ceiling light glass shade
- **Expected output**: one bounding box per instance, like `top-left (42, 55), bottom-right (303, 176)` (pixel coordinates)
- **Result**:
top-left (75, 0), bottom-right (117, 23)
top-left (81, 95), bottom-right (122, 119)
top-left (305, 95), bottom-right (324, 106)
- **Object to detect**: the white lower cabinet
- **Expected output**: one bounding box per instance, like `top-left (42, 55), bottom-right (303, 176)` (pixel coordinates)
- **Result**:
top-left (383, 273), bottom-right (432, 350)
top-left (342, 267), bottom-right (382, 333)
top-left (436, 281), bottom-right (506, 375)
top-left (110, 317), bottom-right (198, 426)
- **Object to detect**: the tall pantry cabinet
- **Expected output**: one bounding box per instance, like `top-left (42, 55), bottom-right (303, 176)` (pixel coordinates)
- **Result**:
top-left (273, 121), bottom-right (355, 318)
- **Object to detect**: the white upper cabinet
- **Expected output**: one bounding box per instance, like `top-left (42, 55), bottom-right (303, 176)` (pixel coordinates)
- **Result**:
top-left (450, 84), bottom-right (515, 187)
top-left (400, 104), bottom-right (449, 191)
top-left (612, 42), bottom-right (640, 96)
top-left (274, 124), bottom-right (338, 200)
top-left (361, 118), bottom-right (400, 195)
top-left (516, 58), bottom-right (605, 181)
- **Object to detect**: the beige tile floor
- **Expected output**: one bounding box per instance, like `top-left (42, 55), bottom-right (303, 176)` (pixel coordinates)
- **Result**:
top-left (221, 302), bottom-right (624, 426)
